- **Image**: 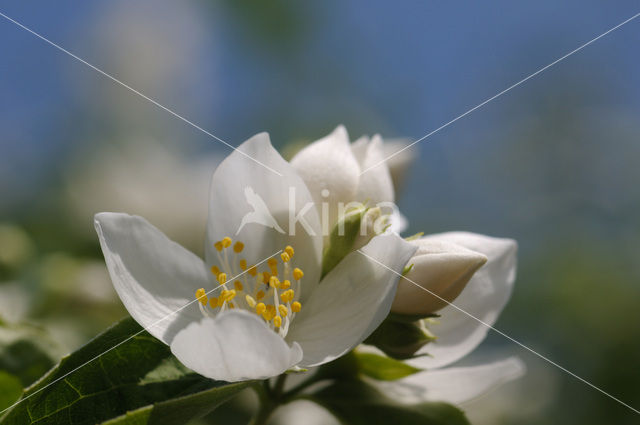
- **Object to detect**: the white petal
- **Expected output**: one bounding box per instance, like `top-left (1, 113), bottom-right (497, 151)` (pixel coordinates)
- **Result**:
top-left (290, 125), bottom-right (360, 231)
top-left (287, 234), bottom-right (417, 367)
top-left (206, 133), bottom-right (322, 303)
top-left (409, 232), bottom-right (517, 369)
top-left (354, 135), bottom-right (395, 207)
top-left (94, 213), bottom-right (208, 344)
top-left (270, 400), bottom-right (340, 425)
top-left (381, 138), bottom-right (416, 195)
top-left (170, 310), bottom-right (303, 382)
top-left (391, 238), bottom-right (487, 315)
top-left (371, 356), bottom-right (525, 405)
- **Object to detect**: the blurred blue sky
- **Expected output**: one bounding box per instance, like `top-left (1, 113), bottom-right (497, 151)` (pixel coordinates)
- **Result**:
top-left (2, 3), bottom-right (640, 423)
top-left (1, 0), bottom-right (639, 247)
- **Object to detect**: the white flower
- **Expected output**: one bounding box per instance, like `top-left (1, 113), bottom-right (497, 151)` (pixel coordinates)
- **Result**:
top-left (290, 126), bottom-right (396, 234)
top-left (370, 232), bottom-right (525, 404)
top-left (94, 133), bottom-right (416, 382)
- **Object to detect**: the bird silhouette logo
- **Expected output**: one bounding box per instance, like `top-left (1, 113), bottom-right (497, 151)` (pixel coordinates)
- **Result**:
top-left (236, 186), bottom-right (285, 235)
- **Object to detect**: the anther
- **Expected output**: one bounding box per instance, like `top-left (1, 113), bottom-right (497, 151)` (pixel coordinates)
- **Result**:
top-left (256, 290), bottom-right (265, 300)
top-left (280, 252), bottom-right (290, 263)
top-left (273, 316), bottom-right (282, 328)
top-left (285, 245), bottom-right (294, 258)
top-left (278, 305), bottom-right (288, 317)
top-left (281, 280), bottom-right (291, 290)
top-left (222, 237), bottom-right (232, 248)
top-left (211, 265), bottom-right (220, 276)
top-left (233, 241), bottom-right (244, 253)
top-left (239, 259), bottom-right (247, 270)
top-left (209, 297), bottom-right (218, 308)
top-left (234, 281), bottom-right (243, 291)
top-left (214, 241), bottom-right (223, 251)
top-left (269, 276), bottom-right (281, 289)
top-left (256, 303), bottom-right (266, 315)
top-left (217, 273), bottom-right (227, 284)
top-left (291, 301), bottom-right (302, 313)
top-left (195, 288), bottom-right (208, 305)
top-left (245, 295), bottom-right (257, 308)
top-left (293, 268), bottom-right (304, 280)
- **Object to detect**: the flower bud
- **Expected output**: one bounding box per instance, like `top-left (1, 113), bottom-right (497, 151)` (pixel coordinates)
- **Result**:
top-left (391, 238), bottom-right (487, 315)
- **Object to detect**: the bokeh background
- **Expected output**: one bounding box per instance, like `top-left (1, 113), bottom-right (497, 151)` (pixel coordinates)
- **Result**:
top-left (1, 1), bottom-right (639, 424)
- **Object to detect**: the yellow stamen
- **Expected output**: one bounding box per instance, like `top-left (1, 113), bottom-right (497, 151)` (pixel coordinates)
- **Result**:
top-left (262, 272), bottom-right (271, 284)
top-left (229, 303), bottom-right (235, 309)
top-left (214, 241), bottom-right (223, 251)
top-left (273, 316), bottom-right (282, 327)
top-left (245, 295), bottom-right (257, 308)
top-left (221, 289), bottom-right (236, 302)
top-left (233, 241), bottom-right (244, 253)
top-left (256, 303), bottom-right (266, 315)
top-left (217, 273), bottom-right (227, 284)
top-left (195, 288), bottom-right (208, 305)
top-left (269, 276), bottom-right (281, 289)
top-left (234, 281), bottom-right (243, 291)
top-left (222, 237), bottom-right (232, 248)
top-left (281, 280), bottom-right (291, 290)
top-left (278, 305), bottom-right (288, 317)
top-left (267, 258), bottom-right (278, 268)
top-left (248, 265), bottom-right (257, 276)
top-left (209, 297), bottom-right (218, 308)
top-left (210, 265), bottom-right (220, 276)
top-left (285, 245), bottom-right (294, 258)
top-left (280, 290), bottom-right (294, 303)
top-left (291, 301), bottom-right (301, 313)
top-left (280, 252), bottom-right (290, 263)
top-left (239, 259), bottom-right (247, 270)
top-left (293, 268), bottom-right (304, 280)
top-left (256, 290), bottom-right (265, 300)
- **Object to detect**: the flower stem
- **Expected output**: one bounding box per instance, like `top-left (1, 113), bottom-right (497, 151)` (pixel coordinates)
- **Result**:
top-left (249, 375), bottom-right (288, 425)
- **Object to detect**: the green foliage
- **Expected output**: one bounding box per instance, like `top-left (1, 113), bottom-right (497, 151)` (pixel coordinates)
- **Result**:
top-left (0, 317), bottom-right (248, 425)
top-left (354, 352), bottom-right (421, 381)
top-left (0, 323), bottom-right (62, 387)
top-left (308, 380), bottom-right (470, 425)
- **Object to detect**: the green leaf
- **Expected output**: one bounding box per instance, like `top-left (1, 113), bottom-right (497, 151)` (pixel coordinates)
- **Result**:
top-left (99, 381), bottom-right (251, 425)
top-left (354, 352), bottom-right (421, 381)
top-left (0, 372), bottom-right (22, 411)
top-left (309, 380), bottom-right (470, 425)
top-left (364, 318), bottom-right (435, 360)
top-left (0, 317), bottom-right (247, 425)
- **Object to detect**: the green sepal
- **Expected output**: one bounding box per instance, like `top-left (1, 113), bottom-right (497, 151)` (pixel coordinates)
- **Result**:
top-left (354, 352), bottom-right (422, 381)
top-left (404, 232), bottom-right (424, 241)
top-left (321, 207), bottom-right (366, 278)
top-left (364, 317), bottom-right (436, 360)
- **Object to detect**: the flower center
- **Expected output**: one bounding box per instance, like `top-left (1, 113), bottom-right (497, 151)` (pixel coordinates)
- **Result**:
top-left (195, 237), bottom-right (303, 337)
